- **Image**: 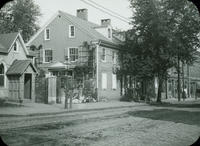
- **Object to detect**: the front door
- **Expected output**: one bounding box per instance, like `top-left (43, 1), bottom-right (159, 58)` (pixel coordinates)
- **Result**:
top-left (24, 74), bottom-right (32, 99)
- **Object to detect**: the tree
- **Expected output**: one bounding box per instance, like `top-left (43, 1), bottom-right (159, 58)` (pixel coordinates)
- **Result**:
top-left (121, 0), bottom-right (200, 102)
top-left (0, 0), bottom-right (41, 42)
top-left (162, 0), bottom-right (200, 101)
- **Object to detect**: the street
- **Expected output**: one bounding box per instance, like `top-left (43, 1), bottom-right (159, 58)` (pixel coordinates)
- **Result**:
top-left (0, 103), bottom-right (200, 146)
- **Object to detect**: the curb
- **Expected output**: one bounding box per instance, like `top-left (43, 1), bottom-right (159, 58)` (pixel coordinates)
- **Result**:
top-left (0, 103), bottom-right (147, 117)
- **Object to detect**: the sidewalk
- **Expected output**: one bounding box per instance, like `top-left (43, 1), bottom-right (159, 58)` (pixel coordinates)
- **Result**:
top-left (0, 101), bottom-right (146, 117)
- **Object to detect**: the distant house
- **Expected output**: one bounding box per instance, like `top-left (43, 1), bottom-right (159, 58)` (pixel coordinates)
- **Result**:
top-left (0, 32), bottom-right (37, 102)
top-left (27, 9), bottom-right (124, 101)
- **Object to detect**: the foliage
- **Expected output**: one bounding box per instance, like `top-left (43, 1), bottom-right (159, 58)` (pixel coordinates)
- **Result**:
top-left (0, 0), bottom-right (41, 42)
top-left (120, 0), bottom-right (200, 102)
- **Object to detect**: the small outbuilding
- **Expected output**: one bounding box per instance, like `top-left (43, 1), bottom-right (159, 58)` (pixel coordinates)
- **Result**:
top-left (0, 32), bottom-right (37, 102)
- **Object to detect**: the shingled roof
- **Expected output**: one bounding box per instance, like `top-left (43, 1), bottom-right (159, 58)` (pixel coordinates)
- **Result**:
top-left (0, 32), bottom-right (18, 53)
top-left (6, 60), bottom-right (37, 75)
top-left (27, 10), bottom-right (122, 46)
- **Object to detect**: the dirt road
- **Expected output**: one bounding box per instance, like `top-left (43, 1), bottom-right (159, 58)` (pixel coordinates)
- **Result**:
top-left (0, 105), bottom-right (200, 146)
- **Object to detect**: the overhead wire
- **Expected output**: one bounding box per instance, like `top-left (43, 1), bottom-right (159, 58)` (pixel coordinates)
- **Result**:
top-left (80, 0), bottom-right (130, 24)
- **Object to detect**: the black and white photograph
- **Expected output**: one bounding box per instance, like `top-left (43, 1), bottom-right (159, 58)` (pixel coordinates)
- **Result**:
top-left (0, 0), bottom-right (200, 145)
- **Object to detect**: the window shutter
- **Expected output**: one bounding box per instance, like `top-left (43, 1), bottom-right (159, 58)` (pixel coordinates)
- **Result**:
top-left (112, 74), bottom-right (117, 89)
top-left (102, 73), bottom-right (107, 89)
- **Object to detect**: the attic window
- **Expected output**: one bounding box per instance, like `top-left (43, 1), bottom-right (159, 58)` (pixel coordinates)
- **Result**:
top-left (69, 25), bottom-right (75, 38)
top-left (13, 42), bottom-right (18, 52)
top-left (45, 28), bottom-right (50, 40)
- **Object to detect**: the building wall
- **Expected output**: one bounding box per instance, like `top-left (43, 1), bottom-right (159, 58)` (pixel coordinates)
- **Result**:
top-left (0, 37), bottom-right (28, 99)
top-left (97, 46), bottom-right (120, 101)
top-left (29, 14), bottom-right (94, 64)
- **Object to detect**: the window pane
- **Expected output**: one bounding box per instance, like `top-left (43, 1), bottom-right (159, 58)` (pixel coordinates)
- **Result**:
top-left (45, 50), bottom-right (52, 62)
top-left (70, 26), bottom-right (75, 37)
top-left (69, 48), bottom-right (78, 61)
top-left (46, 29), bottom-right (50, 39)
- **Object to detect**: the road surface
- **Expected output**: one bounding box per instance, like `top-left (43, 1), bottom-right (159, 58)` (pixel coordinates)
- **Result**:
top-left (0, 104), bottom-right (200, 146)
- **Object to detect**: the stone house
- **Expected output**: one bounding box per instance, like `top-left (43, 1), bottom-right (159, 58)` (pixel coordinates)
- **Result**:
top-left (0, 32), bottom-right (37, 102)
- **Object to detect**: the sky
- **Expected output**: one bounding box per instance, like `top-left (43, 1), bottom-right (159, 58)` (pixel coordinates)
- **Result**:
top-left (33, 0), bottom-right (133, 31)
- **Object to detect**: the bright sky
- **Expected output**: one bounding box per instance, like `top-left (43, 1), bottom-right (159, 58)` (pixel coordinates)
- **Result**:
top-left (33, 0), bottom-right (133, 31)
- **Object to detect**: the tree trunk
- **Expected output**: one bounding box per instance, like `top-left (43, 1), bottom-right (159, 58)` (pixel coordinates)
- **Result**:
top-left (165, 79), bottom-right (168, 99)
top-left (177, 57), bottom-right (181, 101)
top-left (120, 74), bottom-right (123, 96)
top-left (157, 76), bottom-right (163, 103)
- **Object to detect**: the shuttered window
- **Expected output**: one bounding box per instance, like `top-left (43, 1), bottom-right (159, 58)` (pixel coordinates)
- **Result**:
top-left (112, 74), bottom-right (117, 89)
top-left (69, 48), bottom-right (78, 62)
top-left (44, 49), bottom-right (53, 63)
top-left (102, 73), bottom-right (107, 89)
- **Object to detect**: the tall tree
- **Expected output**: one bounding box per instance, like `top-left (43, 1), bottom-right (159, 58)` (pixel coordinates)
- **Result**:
top-left (0, 0), bottom-right (41, 42)
top-left (121, 0), bottom-right (200, 102)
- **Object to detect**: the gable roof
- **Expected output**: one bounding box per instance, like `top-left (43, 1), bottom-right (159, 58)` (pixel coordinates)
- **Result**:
top-left (0, 32), bottom-right (30, 55)
top-left (6, 60), bottom-right (37, 75)
top-left (27, 10), bottom-right (122, 46)
top-left (0, 32), bottom-right (18, 53)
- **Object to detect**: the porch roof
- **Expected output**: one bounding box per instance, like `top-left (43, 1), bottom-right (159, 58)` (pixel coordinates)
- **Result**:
top-left (6, 60), bottom-right (37, 75)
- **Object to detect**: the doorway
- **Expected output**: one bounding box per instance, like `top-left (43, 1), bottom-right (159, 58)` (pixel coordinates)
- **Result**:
top-left (24, 74), bottom-right (32, 99)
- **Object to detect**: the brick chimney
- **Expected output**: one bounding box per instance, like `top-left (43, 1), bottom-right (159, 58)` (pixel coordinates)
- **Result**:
top-left (77, 9), bottom-right (88, 21)
top-left (101, 19), bottom-right (111, 26)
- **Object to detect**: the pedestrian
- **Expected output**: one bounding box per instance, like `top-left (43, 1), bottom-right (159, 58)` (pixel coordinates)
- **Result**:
top-left (182, 88), bottom-right (187, 101)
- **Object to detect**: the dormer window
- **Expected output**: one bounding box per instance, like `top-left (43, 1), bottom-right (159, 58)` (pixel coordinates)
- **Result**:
top-left (69, 25), bottom-right (75, 38)
top-left (108, 28), bottom-right (111, 38)
top-left (13, 42), bottom-right (18, 52)
top-left (44, 28), bottom-right (50, 40)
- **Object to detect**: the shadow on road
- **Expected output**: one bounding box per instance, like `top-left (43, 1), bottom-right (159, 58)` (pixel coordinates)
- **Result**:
top-left (149, 102), bottom-right (200, 108)
top-left (127, 109), bottom-right (200, 126)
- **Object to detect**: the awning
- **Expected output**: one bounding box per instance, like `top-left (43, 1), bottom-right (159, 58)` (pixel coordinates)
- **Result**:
top-left (6, 60), bottom-right (37, 75)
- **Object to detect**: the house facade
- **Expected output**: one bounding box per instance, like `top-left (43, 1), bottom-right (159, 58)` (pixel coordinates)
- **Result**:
top-left (27, 9), bottom-right (123, 101)
top-left (0, 32), bottom-right (37, 102)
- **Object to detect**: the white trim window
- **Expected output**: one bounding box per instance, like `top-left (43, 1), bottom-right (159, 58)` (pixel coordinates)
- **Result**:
top-left (69, 25), bottom-right (75, 38)
top-left (68, 48), bottom-right (78, 62)
top-left (102, 73), bottom-right (107, 90)
top-left (44, 28), bottom-right (50, 40)
top-left (112, 74), bottom-right (117, 90)
top-left (0, 63), bottom-right (5, 87)
top-left (43, 49), bottom-right (53, 63)
top-left (101, 48), bottom-right (106, 61)
top-left (13, 41), bottom-right (18, 52)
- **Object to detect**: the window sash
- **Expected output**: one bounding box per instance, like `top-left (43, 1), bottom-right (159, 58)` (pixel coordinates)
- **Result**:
top-left (45, 29), bottom-right (50, 40)
top-left (44, 49), bottom-right (52, 63)
top-left (69, 25), bottom-right (75, 37)
top-left (69, 48), bottom-right (78, 61)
